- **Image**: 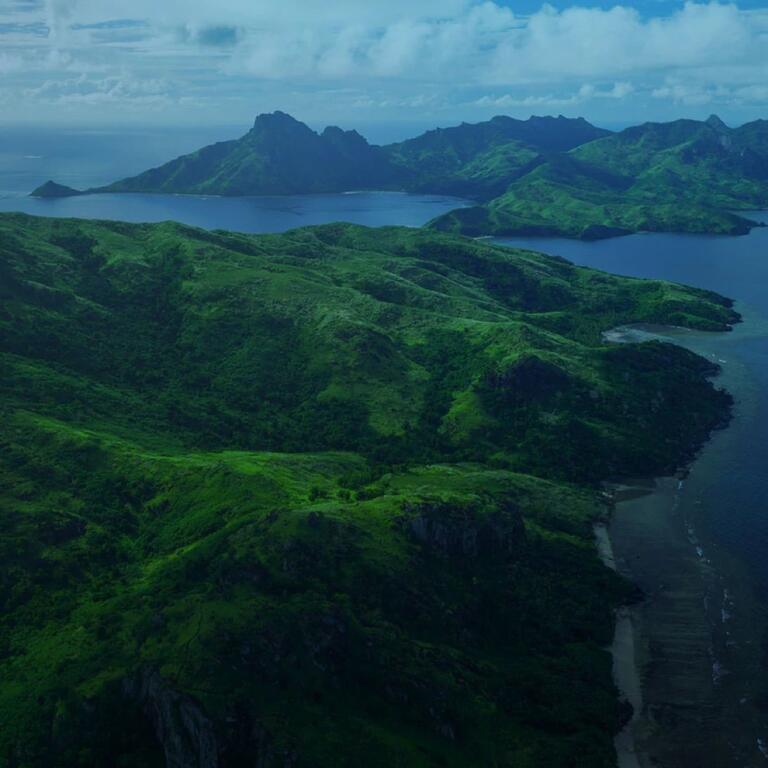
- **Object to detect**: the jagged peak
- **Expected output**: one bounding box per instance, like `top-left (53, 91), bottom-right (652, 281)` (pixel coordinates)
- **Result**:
top-left (527, 114), bottom-right (590, 124)
top-left (705, 114), bottom-right (728, 130)
top-left (322, 125), bottom-right (365, 139)
top-left (252, 111), bottom-right (307, 129)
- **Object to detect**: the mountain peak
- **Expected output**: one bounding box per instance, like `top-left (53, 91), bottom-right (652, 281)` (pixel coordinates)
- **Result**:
top-left (252, 111), bottom-right (305, 129)
top-left (706, 114), bottom-right (728, 130)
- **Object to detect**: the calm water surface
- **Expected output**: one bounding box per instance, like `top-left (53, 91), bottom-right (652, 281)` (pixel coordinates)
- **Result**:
top-left (0, 190), bottom-right (470, 232)
top-left (498, 219), bottom-right (768, 765)
top-left (0, 125), bottom-right (468, 230)
top-left (497, 218), bottom-right (768, 594)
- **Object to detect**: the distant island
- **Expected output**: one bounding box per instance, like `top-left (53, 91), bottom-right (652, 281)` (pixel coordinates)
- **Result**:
top-left (32, 111), bottom-right (768, 239)
top-left (0, 212), bottom-right (738, 766)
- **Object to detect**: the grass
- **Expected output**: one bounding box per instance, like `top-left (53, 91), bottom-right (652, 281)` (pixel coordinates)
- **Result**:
top-left (430, 117), bottom-right (768, 238)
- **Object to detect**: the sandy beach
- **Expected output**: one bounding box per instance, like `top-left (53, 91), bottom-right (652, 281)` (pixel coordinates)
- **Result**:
top-left (595, 521), bottom-right (643, 768)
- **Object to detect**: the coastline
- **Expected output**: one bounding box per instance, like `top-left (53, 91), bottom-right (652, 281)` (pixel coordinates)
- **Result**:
top-left (595, 519), bottom-right (644, 768)
top-left (599, 317), bottom-right (768, 767)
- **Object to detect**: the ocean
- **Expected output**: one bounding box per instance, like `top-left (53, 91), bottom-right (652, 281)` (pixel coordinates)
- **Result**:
top-left (498, 221), bottom-right (768, 766)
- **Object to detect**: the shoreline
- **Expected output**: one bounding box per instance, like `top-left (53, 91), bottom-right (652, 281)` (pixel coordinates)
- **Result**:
top-left (598, 315), bottom-right (768, 767)
top-left (595, 520), bottom-right (644, 768)
top-left (602, 474), bottom-right (768, 767)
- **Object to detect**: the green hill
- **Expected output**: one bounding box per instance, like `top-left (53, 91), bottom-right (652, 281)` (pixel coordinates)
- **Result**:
top-left (383, 114), bottom-right (610, 197)
top-left (432, 116), bottom-right (768, 239)
top-left (31, 112), bottom-right (768, 239)
top-left (31, 112), bottom-right (609, 201)
top-left (0, 213), bottom-right (738, 767)
top-left (83, 112), bottom-right (402, 196)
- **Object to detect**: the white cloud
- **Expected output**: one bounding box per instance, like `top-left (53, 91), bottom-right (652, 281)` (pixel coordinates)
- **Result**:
top-left (0, 53), bottom-right (24, 74)
top-left (475, 81), bottom-right (635, 109)
top-left (489, 2), bottom-right (762, 83)
top-left (45, 0), bottom-right (76, 39)
top-left (24, 73), bottom-right (174, 109)
top-left (1, 0), bottom-right (767, 123)
top-left (652, 83), bottom-right (715, 105)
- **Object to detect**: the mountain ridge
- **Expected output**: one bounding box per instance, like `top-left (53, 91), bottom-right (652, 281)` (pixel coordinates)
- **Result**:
top-left (430, 114), bottom-right (768, 239)
top-left (30, 111), bottom-right (768, 239)
top-left (31, 111), bottom-right (610, 200)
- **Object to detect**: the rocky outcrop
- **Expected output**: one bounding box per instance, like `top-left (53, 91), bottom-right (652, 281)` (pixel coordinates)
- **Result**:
top-left (124, 669), bottom-right (218, 768)
top-left (403, 499), bottom-right (524, 559)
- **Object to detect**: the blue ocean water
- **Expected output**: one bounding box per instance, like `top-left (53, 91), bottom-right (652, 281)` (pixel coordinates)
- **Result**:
top-left (497, 220), bottom-right (768, 594)
top-left (0, 125), bottom-right (468, 230)
top-left (0, 190), bottom-right (470, 233)
top-left (0, 125), bottom-right (249, 195)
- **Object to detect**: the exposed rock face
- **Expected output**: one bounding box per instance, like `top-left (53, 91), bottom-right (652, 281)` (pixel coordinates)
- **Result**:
top-left (124, 669), bottom-right (219, 768)
top-left (403, 500), bottom-right (524, 560)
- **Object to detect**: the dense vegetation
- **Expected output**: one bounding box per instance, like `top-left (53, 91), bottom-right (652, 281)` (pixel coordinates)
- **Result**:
top-left (63, 112), bottom-right (403, 197)
top-left (0, 213), bottom-right (738, 767)
top-left (384, 114), bottom-right (609, 199)
top-left (431, 115), bottom-right (768, 238)
top-left (31, 112), bottom-right (606, 201)
top-left (32, 113), bottom-right (768, 240)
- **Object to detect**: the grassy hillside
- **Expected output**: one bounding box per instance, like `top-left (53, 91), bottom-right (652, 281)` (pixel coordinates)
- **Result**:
top-left (384, 115), bottom-right (608, 197)
top-left (0, 214), bottom-right (738, 767)
top-left (32, 113), bottom-right (608, 201)
top-left (31, 113), bottom-right (768, 240)
top-left (431, 116), bottom-right (768, 239)
top-left (31, 112), bottom-right (768, 240)
top-left (92, 113), bottom-right (402, 196)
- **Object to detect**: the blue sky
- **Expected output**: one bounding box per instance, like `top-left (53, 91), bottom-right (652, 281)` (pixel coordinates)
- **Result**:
top-left (1, 1), bottom-right (767, 130)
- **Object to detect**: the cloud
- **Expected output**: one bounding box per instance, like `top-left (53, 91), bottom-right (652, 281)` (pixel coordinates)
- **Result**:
top-left (0, 52), bottom-right (24, 73)
top-left (474, 81), bottom-right (636, 109)
top-left (652, 83), bottom-right (715, 105)
top-left (490, 2), bottom-right (762, 83)
top-left (1, 0), bottom-right (766, 124)
top-left (45, 0), bottom-right (76, 39)
top-left (203, 2), bottom-right (765, 86)
top-left (24, 73), bottom-right (174, 108)
top-left (0, 21), bottom-right (48, 35)
top-left (70, 18), bottom-right (146, 30)
top-left (195, 25), bottom-right (241, 47)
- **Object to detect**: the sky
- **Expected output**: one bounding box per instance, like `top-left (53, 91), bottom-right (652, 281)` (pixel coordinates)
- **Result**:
top-left (1, 0), bottom-right (767, 134)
